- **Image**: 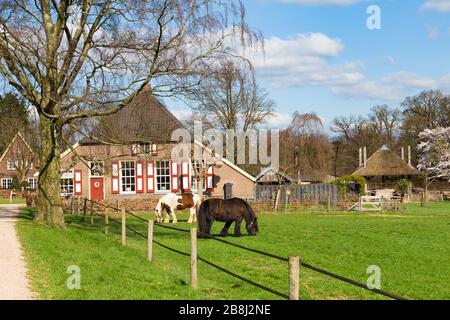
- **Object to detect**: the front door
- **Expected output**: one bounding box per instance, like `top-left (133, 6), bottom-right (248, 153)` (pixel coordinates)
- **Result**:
top-left (90, 178), bottom-right (104, 200)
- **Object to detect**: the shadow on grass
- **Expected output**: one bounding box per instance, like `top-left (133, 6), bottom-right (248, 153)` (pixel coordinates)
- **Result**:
top-left (20, 207), bottom-right (36, 221)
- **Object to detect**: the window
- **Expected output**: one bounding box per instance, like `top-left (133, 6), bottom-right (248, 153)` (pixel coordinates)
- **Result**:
top-left (139, 144), bottom-right (151, 155)
top-left (90, 161), bottom-right (104, 177)
top-left (60, 171), bottom-right (74, 195)
top-left (120, 161), bottom-right (136, 193)
top-left (27, 178), bottom-right (37, 190)
top-left (60, 178), bottom-right (74, 195)
top-left (190, 161), bottom-right (206, 192)
top-left (1, 178), bottom-right (12, 189)
top-left (7, 160), bottom-right (14, 170)
top-left (131, 143), bottom-right (156, 155)
top-left (156, 160), bottom-right (171, 192)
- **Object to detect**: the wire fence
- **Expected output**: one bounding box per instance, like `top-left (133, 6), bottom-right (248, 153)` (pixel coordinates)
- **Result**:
top-left (71, 197), bottom-right (408, 301)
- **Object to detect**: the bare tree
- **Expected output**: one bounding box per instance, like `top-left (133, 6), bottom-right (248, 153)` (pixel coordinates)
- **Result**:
top-left (188, 59), bottom-right (274, 132)
top-left (281, 112), bottom-right (330, 183)
top-left (0, 0), bottom-right (259, 226)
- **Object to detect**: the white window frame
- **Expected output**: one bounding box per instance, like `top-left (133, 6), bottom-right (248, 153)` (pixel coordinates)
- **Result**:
top-left (190, 160), bottom-right (206, 192)
top-left (27, 177), bottom-right (37, 190)
top-left (60, 171), bottom-right (74, 196)
top-left (6, 160), bottom-right (14, 171)
top-left (1, 178), bottom-right (13, 189)
top-left (120, 161), bottom-right (136, 194)
top-left (155, 160), bottom-right (171, 193)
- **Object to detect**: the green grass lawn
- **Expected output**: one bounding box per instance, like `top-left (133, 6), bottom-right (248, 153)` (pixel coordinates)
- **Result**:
top-left (0, 198), bottom-right (26, 205)
top-left (16, 202), bottom-right (450, 300)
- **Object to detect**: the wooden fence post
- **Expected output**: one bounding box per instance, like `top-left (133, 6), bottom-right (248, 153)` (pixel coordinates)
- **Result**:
top-left (289, 256), bottom-right (300, 300)
top-left (148, 220), bottom-right (154, 262)
top-left (82, 198), bottom-right (87, 221)
top-left (104, 209), bottom-right (109, 236)
top-left (191, 228), bottom-right (198, 289)
top-left (121, 208), bottom-right (126, 246)
top-left (71, 197), bottom-right (74, 215)
top-left (327, 194), bottom-right (331, 213)
top-left (77, 197), bottom-right (81, 216)
top-left (90, 200), bottom-right (94, 225)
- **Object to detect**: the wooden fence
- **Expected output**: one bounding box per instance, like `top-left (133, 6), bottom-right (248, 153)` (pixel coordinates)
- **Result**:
top-left (66, 196), bottom-right (407, 301)
top-left (256, 184), bottom-right (339, 205)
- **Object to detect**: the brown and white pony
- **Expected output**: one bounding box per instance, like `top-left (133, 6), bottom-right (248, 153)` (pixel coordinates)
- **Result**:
top-left (155, 193), bottom-right (200, 224)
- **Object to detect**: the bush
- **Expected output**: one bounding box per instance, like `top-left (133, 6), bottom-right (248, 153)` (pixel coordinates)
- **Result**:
top-left (396, 179), bottom-right (410, 197)
top-left (332, 175), bottom-right (366, 196)
top-left (12, 176), bottom-right (20, 190)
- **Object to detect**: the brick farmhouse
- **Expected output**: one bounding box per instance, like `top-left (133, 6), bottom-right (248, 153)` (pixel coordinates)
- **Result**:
top-left (59, 89), bottom-right (256, 207)
top-left (0, 132), bottom-right (38, 196)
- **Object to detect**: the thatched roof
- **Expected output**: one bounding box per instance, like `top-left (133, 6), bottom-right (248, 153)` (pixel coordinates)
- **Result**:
top-left (82, 86), bottom-right (184, 145)
top-left (352, 146), bottom-right (421, 177)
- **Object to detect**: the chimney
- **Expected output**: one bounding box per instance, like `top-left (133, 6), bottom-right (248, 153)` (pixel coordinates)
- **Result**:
top-left (359, 148), bottom-right (362, 167)
top-left (401, 147), bottom-right (405, 161)
top-left (363, 147), bottom-right (367, 168)
top-left (408, 145), bottom-right (411, 166)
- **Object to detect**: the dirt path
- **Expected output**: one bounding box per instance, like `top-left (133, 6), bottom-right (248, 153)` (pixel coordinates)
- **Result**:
top-left (0, 205), bottom-right (35, 300)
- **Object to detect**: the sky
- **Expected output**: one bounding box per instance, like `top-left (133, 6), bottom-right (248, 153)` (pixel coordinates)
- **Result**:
top-left (171, 0), bottom-right (450, 130)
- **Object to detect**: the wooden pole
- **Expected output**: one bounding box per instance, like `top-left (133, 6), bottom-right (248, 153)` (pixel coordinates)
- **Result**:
top-left (121, 208), bottom-right (126, 246)
top-left (82, 197), bottom-right (87, 221)
top-left (148, 220), bottom-right (154, 262)
top-left (104, 209), bottom-right (109, 236)
top-left (71, 197), bottom-right (74, 215)
top-left (327, 194), bottom-right (331, 213)
top-left (90, 200), bottom-right (94, 225)
top-left (289, 256), bottom-right (300, 300)
top-left (77, 197), bottom-right (81, 216)
top-left (190, 228), bottom-right (198, 289)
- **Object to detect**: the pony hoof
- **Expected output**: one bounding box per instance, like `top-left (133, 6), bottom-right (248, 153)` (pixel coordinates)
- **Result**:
top-left (187, 220), bottom-right (193, 224)
top-left (171, 221), bottom-right (178, 224)
top-left (164, 220), bottom-right (170, 224)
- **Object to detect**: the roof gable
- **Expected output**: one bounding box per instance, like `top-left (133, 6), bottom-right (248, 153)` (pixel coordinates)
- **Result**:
top-left (0, 132), bottom-right (35, 163)
top-left (83, 87), bottom-right (184, 145)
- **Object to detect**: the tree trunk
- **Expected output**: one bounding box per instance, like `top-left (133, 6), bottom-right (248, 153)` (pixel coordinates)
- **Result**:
top-left (197, 178), bottom-right (204, 203)
top-left (35, 115), bottom-right (65, 227)
top-left (424, 182), bottom-right (429, 206)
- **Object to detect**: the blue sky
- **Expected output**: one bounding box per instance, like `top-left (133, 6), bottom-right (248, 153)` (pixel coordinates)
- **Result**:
top-left (189, 0), bottom-right (450, 129)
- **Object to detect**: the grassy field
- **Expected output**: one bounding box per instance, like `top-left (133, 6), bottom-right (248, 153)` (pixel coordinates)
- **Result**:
top-left (0, 198), bottom-right (26, 205)
top-left (16, 202), bottom-right (450, 300)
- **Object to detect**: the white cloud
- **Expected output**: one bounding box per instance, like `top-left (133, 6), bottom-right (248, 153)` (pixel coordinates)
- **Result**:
top-left (276, 0), bottom-right (361, 5)
top-left (422, 0), bottom-right (450, 12)
top-left (242, 32), bottom-right (441, 101)
top-left (261, 112), bottom-right (293, 129)
top-left (331, 71), bottom-right (437, 101)
top-left (245, 33), bottom-right (365, 88)
top-left (382, 71), bottom-right (437, 89)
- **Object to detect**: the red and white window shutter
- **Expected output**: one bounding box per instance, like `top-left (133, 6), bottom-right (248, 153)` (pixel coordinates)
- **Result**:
top-left (74, 169), bottom-right (83, 195)
top-left (181, 162), bottom-right (190, 192)
top-left (171, 161), bottom-right (179, 193)
top-left (111, 161), bottom-right (120, 194)
top-left (136, 160), bottom-right (144, 193)
top-left (146, 161), bottom-right (155, 193)
top-left (206, 164), bottom-right (214, 191)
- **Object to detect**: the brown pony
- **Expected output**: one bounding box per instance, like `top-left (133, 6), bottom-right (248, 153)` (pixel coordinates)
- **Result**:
top-left (197, 198), bottom-right (259, 237)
